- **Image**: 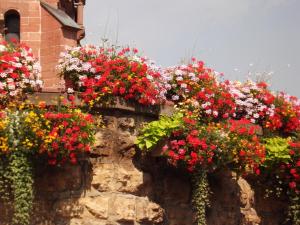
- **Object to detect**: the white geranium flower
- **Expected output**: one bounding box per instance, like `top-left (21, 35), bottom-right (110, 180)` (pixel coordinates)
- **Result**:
top-left (205, 109), bottom-right (212, 115)
top-left (176, 76), bottom-right (183, 81)
top-left (36, 80), bottom-right (43, 86)
top-left (175, 69), bottom-right (183, 76)
top-left (253, 113), bottom-right (259, 119)
top-left (172, 95), bottom-right (179, 101)
top-left (8, 84), bottom-right (15, 90)
top-left (67, 88), bottom-right (74, 93)
top-left (213, 111), bottom-right (219, 117)
top-left (0, 45), bottom-right (6, 52)
top-left (180, 83), bottom-right (187, 88)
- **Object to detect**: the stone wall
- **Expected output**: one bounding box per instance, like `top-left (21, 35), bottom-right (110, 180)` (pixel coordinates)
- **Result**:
top-left (0, 106), bottom-right (290, 225)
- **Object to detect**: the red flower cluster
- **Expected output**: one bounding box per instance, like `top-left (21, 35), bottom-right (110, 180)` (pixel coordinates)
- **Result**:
top-left (41, 110), bottom-right (95, 165)
top-left (229, 119), bottom-right (262, 136)
top-left (165, 59), bottom-right (236, 122)
top-left (227, 119), bottom-right (266, 174)
top-left (59, 46), bottom-right (167, 106)
top-left (284, 141), bottom-right (300, 193)
top-left (265, 93), bottom-right (300, 133)
top-left (0, 41), bottom-right (42, 106)
top-left (194, 81), bottom-right (236, 121)
top-left (82, 49), bottom-right (163, 105)
top-left (159, 114), bottom-right (266, 173)
top-left (163, 122), bottom-right (220, 172)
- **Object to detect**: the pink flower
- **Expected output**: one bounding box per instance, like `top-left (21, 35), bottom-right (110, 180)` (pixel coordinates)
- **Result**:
top-left (178, 148), bottom-right (186, 155)
top-left (289, 181), bottom-right (296, 189)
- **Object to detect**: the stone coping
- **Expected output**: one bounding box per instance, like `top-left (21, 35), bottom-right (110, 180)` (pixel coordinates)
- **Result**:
top-left (27, 92), bottom-right (174, 116)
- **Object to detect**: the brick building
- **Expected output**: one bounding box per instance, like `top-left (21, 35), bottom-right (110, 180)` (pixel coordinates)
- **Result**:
top-left (0, 0), bottom-right (86, 91)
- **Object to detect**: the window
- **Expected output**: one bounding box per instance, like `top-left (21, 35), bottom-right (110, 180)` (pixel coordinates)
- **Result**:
top-left (4, 10), bottom-right (20, 42)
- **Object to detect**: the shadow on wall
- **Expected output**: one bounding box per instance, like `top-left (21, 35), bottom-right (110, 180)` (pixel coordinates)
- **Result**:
top-left (0, 158), bottom-right (93, 225)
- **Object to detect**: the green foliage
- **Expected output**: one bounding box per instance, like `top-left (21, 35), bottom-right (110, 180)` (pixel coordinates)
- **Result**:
top-left (0, 151), bottom-right (33, 225)
top-left (192, 169), bottom-right (210, 225)
top-left (0, 111), bottom-right (34, 225)
top-left (8, 150), bottom-right (33, 225)
top-left (0, 155), bottom-right (10, 201)
top-left (136, 112), bottom-right (183, 150)
top-left (264, 137), bottom-right (291, 164)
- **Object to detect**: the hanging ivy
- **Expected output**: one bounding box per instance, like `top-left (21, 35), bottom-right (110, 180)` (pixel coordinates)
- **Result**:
top-left (192, 169), bottom-right (210, 225)
top-left (0, 155), bottom-right (10, 202)
top-left (287, 193), bottom-right (300, 225)
top-left (8, 150), bottom-right (34, 225)
top-left (2, 111), bottom-right (34, 225)
top-left (0, 151), bottom-right (34, 225)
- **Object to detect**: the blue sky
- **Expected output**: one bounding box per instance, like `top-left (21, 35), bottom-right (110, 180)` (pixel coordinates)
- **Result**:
top-left (83, 0), bottom-right (300, 96)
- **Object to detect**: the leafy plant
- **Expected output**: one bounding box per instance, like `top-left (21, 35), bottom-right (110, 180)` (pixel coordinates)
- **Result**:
top-left (8, 150), bottom-right (33, 225)
top-left (136, 112), bottom-right (183, 150)
top-left (264, 137), bottom-right (291, 164)
top-left (192, 169), bottom-right (210, 225)
top-left (0, 110), bottom-right (35, 225)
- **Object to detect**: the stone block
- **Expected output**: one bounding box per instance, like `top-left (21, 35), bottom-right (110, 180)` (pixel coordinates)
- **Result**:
top-left (164, 176), bottom-right (191, 204)
top-left (111, 195), bottom-right (136, 222)
top-left (116, 132), bottom-right (136, 152)
top-left (54, 199), bottom-right (84, 218)
top-left (92, 164), bottom-right (115, 192)
top-left (80, 195), bottom-right (110, 219)
top-left (238, 177), bottom-right (254, 209)
top-left (115, 164), bottom-right (144, 193)
top-left (136, 197), bottom-right (164, 224)
top-left (93, 131), bottom-right (113, 156)
top-left (69, 218), bottom-right (110, 225)
top-left (118, 117), bottom-right (135, 130)
top-left (36, 164), bottom-right (82, 193)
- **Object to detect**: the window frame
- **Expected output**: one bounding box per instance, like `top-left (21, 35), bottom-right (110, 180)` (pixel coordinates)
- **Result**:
top-left (4, 9), bottom-right (20, 43)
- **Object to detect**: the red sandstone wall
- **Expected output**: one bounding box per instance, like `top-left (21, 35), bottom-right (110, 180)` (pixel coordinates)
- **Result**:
top-left (0, 0), bottom-right (41, 56)
top-left (40, 6), bottom-right (77, 91)
top-left (0, 0), bottom-right (79, 91)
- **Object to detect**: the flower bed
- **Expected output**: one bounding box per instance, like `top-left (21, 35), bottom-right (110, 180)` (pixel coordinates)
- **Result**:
top-left (0, 101), bottom-right (96, 225)
top-left (58, 45), bottom-right (169, 106)
top-left (137, 58), bottom-right (300, 224)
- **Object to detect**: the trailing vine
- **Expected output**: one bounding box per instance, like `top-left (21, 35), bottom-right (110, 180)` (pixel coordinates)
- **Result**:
top-left (288, 193), bottom-right (300, 225)
top-left (8, 150), bottom-right (34, 225)
top-left (192, 169), bottom-right (210, 225)
top-left (0, 155), bottom-right (10, 202)
top-left (5, 111), bottom-right (34, 225)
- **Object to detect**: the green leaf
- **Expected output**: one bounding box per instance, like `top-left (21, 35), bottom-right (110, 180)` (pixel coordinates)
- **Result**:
top-left (145, 140), bottom-right (153, 149)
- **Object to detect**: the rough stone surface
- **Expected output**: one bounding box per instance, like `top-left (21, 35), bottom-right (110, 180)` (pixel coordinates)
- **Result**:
top-left (0, 107), bottom-right (290, 225)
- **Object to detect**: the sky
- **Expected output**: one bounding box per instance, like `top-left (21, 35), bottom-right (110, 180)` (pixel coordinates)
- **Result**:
top-left (83, 0), bottom-right (300, 97)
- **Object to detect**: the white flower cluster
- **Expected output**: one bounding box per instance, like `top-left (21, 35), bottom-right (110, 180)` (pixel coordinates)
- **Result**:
top-left (57, 45), bottom-right (100, 75)
top-left (226, 80), bottom-right (275, 123)
top-left (163, 63), bottom-right (217, 102)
